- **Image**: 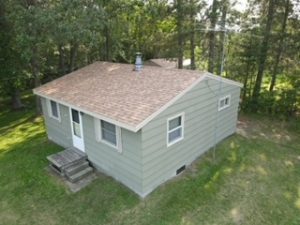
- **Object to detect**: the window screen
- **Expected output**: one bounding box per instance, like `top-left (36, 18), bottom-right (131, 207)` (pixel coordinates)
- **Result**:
top-left (101, 120), bottom-right (117, 146)
top-left (167, 114), bottom-right (184, 145)
top-left (50, 100), bottom-right (59, 119)
top-left (72, 109), bottom-right (80, 123)
top-left (218, 95), bottom-right (230, 111)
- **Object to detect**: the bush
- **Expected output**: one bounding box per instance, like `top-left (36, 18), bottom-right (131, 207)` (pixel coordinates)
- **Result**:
top-left (242, 89), bottom-right (299, 119)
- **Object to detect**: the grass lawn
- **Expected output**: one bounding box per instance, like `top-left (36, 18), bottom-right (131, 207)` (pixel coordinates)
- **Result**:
top-left (0, 97), bottom-right (300, 225)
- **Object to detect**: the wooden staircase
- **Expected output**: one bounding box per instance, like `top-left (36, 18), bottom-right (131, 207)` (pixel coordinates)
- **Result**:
top-left (47, 148), bottom-right (94, 183)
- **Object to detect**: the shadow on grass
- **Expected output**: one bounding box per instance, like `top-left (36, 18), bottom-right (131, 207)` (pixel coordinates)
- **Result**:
top-left (0, 107), bottom-right (36, 134)
top-left (0, 114), bottom-right (36, 135)
top-left (0, 112), bottom-right (139, 225)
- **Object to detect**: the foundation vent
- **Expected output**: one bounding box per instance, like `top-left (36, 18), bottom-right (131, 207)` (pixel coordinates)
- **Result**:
top-left (176, 165), bottom-right (186, 175)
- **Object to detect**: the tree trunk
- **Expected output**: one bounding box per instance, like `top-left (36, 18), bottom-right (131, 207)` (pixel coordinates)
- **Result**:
top-left (190, 0), bottom-right (196, 70)
top-left (249, 65), bottom-right (255, 97)
top-left (69, 42), bottom-right (78, 72)
top-left (269, 0), bottom-right (289, 92)
top-left (208, 0), bottom-right (218, 73)
top-left (31, 46), bottom-right (42, 114)
top-left (176, 0), bottom-right (184, 69)
top-left (243, 31), bottom-right (255, 103)
top-left (251, 0), bottom-right (276, 110)
top-left (11, 89), bottom-right (24, 110)
top-left (190, 24), bottom-right (195, 70)
top-left (217, 1), bottom-right (227, 75)
top-left (105, 25), bottom-right (110, 61)
top-left (58, 44), bottom-right (66, 75)
top-left (242, 61), bottom-right (251, 102)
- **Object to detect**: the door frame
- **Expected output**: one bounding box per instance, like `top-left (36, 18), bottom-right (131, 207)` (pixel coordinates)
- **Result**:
top-left (69, 108), bottom-right (85, 152)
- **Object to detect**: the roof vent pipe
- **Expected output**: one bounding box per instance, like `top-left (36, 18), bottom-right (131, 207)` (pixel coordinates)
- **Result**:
top-left (135, 52), bottom-right (143, 71)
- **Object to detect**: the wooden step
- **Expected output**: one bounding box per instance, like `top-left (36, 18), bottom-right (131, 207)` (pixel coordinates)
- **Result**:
top-left (62, 158), bottom-right (87, 171)
top-left (68, 167), bottom-right (93, 183)
top-left (47, 148), bottom-right (87, 171)
top-left (64, 161), bottom-right (90, 177)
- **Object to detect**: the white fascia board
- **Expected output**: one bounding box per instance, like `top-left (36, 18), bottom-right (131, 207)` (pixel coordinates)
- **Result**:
top-left (33, 90), bottom-right (138, 132)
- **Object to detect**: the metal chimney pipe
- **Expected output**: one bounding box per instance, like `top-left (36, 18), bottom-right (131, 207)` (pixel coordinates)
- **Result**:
top-left (135, 52), bottom-right (143, 71)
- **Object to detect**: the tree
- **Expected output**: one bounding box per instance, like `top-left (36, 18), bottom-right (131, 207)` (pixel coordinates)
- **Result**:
top-left (189, 0), bottom-right (197, 70)
top-left (175, 0), bottom-right (184, 69)
top-left (217, 0), bottom-right (228, 75)
top-left (1, 0), bottom-right (299, 117)
top-left (269, 0), bottom-right (290, 92)
top-left (208, 0), bottom-right (218, 73)
top-left (0, 0), bottom-right (25, 110)
top-left (251, 0), bottom-right (276, 110)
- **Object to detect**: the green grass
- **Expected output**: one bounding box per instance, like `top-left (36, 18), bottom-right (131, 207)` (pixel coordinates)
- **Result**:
top-left (0, 104), bottom-right (300, 225)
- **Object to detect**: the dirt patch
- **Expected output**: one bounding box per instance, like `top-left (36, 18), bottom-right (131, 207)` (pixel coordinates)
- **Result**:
top-left (237, 115), bottom-right (294, 144)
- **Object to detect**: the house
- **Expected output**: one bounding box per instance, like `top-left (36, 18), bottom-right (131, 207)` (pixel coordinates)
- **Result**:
top-left (33, 58), bottom-right (242, 197)
top-left (145, 58), bottom-right (191, 69)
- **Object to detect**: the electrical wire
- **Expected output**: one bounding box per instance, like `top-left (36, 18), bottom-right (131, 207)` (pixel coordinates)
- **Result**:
top-left (212, 29), bottom-right (228, 161)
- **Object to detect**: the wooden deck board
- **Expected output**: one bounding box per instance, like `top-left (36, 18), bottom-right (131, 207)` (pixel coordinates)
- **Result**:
top-left (47, 148), bottom-right (86, 169)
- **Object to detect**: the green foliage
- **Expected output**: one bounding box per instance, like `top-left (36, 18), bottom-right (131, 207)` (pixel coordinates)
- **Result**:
top-left (0, 0), bottom-right (299, 116)
top-left (242, 75), bottom-right (299, 118)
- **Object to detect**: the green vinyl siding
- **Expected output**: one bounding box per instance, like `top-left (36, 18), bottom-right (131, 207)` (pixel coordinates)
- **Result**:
top-left (41, 97), bottom-right (143, 195)
top-left (40, 77), bottom-right (240, 197)
top-left (141, 78), bottom-right (241, 195)
top-left (41, 97), bottom-right (72, 148)
top-left (82, 114), bottom-right (143, 195)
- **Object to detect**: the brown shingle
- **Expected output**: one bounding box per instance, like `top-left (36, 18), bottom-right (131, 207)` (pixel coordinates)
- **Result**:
top-left (34, 61), bottom-right (204, 128)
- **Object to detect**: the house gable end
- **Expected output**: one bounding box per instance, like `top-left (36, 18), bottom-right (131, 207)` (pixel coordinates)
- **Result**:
top-left (134, 74), bottom-right (242, 132)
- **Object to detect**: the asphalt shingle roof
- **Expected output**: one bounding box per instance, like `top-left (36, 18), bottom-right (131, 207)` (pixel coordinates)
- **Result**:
top-left (34, 62), bottom-right (205, 129)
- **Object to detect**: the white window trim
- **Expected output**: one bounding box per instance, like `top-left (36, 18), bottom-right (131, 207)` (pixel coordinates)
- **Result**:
top-left (47, 99), bottom-right (61, 122)
top-left (218, 95), bottom-right (231, 111)
top-left (167, 112), bottom-right (185, 147)
top-left (94, 118), bottom-right (122, 153)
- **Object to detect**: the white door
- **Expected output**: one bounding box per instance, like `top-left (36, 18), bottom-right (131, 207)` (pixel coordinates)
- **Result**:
top-left (70, 108), bottom-right (85, 152)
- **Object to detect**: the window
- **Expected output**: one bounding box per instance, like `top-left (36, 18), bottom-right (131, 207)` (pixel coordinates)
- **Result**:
top-left (167, 113), bottom-right (184, 147)
top-left (218, 95), bottom-right (231, 111)
top-left (95, 119), bottom-right (122, 152)
top-left (71, 109), bottom-right (81, 137)
top-left (48, 99), bottom-right (60, 121)
top-left (101, 120), bottom-right (117, 145)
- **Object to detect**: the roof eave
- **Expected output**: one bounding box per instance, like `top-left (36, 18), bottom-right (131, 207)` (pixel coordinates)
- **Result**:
top-left (33, 73), bottom-right (242, 133)
top-left (33, 89), bottom-right (139, 132)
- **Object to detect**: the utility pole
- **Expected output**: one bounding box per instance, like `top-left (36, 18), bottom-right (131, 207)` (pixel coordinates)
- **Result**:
top-left (193, 27), bottom-right (228, 162)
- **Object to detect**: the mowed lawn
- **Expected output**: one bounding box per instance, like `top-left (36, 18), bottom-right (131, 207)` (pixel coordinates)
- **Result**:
top-left (0, 99), bottom-right (300, 225)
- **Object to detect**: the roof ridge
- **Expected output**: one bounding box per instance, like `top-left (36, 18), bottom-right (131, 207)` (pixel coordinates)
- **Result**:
top-left (33, 61), bottom-right (242, 132)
